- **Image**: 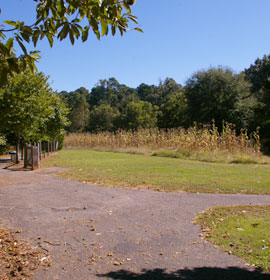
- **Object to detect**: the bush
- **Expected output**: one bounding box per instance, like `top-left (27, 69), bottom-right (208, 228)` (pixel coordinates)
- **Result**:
top-left (0, 134), bottom-right (8, 155)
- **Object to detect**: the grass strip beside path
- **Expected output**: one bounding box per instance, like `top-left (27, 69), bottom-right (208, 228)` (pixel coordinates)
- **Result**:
top-left (42, 150), bottom-right (270, 194)
top-left (195, 205), bottom-right (270, 272)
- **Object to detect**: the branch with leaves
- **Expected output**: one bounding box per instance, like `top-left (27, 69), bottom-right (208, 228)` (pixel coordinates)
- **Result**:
top-left (0, 0), bottom-right (141, 86)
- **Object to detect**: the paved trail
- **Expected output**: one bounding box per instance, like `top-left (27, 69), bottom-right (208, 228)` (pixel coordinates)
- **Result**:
top-left (0, 167), bottom-right (270, 280)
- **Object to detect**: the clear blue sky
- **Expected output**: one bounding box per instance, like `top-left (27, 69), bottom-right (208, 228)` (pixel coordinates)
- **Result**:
top-left (2, 0), bottom-right (270, 92)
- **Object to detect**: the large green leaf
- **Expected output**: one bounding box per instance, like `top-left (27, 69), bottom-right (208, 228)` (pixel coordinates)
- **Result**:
top-left (101, 20), bottom-right (108, 36)
top-left (5, 38), bottom-right (14, 54)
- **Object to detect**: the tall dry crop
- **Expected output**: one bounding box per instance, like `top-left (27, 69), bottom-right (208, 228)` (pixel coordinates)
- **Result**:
top-left (64, 123), bottom-right (261, 155)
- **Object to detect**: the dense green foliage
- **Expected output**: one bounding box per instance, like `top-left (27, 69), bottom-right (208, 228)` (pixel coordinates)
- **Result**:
top-left (60, 59), bottom-right (270, 153)
top-left (0, 134), bottom-right (7, 154)
top-left (0, 0), bottom-right (140, 86)
top-left (158, 91), bottom-right (187, 128)
top-left (61, 87), bottom-right (90, 132)
top-left (0, 69), bottom-right (69, 158)
top-left (88, 104), bottom-right (119, 132)
top-left (245, 55), bottom-right (270, 153)
top-left (185, 68), bottom-right (252, 129)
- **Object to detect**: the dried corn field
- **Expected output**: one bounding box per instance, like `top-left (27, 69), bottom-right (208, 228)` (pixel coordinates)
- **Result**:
top-left (64, 123), bottom-right (261, 155)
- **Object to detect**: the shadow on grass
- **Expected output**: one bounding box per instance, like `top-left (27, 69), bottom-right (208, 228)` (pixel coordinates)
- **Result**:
top-left (97, 267), bottom-right (270, 280)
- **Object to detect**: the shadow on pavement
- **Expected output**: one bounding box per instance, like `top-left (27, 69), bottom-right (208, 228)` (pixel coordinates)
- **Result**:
top-left (0, 159), bottom-right (11, 163)
top-left (2, 164), bottom-right (31, 171)
top-left (97, 267), bottom-right (270, 280)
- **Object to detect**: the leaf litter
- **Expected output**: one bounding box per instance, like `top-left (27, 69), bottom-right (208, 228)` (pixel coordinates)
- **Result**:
top-left (0, 228), bottom-right (51, 279)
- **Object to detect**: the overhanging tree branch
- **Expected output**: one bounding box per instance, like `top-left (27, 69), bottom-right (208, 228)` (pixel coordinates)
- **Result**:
top-left (0, 0), bottom-right (141, 87)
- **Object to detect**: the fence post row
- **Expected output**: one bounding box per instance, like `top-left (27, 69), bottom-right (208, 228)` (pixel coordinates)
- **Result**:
top-left (23, 141), bottom-right (59, 170)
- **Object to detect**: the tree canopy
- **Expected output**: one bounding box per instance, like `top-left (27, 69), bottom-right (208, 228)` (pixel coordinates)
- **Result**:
top-left (0, 69), bottom-right (69, 147)
top-left (88, 104), bottom-right (119, 132)
top-left (0, 0), bottom-right (141, 86)
top-left (61, 87), bottom-right (90, 132)
top-left (184, 67), bottom-right (252, 129)
top-left (158, 91), bottom-right (187, 129)
top-left (53, 55), bottom-right (270, 154)
top-left (245, 55), bottom-right (270, 153)
top-left (117, 101), bottom-right (158, 130)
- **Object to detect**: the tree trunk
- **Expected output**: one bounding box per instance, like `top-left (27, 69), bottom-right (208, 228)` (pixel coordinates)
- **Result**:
top-left (20, 141), bottom-right (24, 160)
top-left (16, 136), bottom-right (20, 164)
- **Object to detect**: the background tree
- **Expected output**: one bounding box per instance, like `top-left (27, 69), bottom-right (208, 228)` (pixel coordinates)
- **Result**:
top-left (155, 78), bottom-right (183, 106)
top-left (184, 67), bottom-right (252, 130)
top-left (137, 83), bottom-right (158, 105)
top-left (117, 101), bottom-right (158, 130)
top-left (245, 55), bottom-right (270, 153)
top-left (137, 78), bottom-right (182, 107)
top-left (89, 78), bottom-right (138, 108)
top-left (61, 87), bottom-right (90, 132)
top-left (0, 0), bottom-right (141, 85)
top-left (158, 91), bottom-right (187, 128)
top-left (0, 69), bottom-right (69, 162)
top-left (88, 104), bottom-right (119, 132)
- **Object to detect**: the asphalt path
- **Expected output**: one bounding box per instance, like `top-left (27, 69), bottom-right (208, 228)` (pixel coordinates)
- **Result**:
top-left (0, 167), bottom-right (270, 280)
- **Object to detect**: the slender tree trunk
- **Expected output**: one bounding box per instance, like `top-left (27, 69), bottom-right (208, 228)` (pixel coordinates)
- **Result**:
top-left (16, 135), bottom-right (20, 164)
top-left (21, 141), bottom-right (24, 160)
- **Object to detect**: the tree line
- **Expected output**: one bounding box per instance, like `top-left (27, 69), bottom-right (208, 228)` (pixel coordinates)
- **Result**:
top-left (2, 1), bottom-right (268, 154)
top-left (0, 54), bottom-right (269, 155)
top-left (60, 55), bottom-right (270, 154)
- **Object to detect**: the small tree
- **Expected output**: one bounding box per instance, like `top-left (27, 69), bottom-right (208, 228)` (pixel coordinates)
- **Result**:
top-left (0, 69), bottom-right (69, 162)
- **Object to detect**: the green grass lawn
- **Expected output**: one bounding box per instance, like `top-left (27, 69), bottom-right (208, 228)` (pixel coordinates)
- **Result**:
top-left (42, 149), bottom-right (270, 194)
top-left (195, 205), bottom-right (270, 272)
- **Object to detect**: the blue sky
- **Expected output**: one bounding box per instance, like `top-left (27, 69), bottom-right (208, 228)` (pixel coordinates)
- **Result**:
top-left (2, 0), bottom-right (270, 92)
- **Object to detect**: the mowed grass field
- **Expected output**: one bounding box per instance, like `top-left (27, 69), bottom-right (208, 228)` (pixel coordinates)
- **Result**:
top-left (42, 149), bottom-right (270, 194)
